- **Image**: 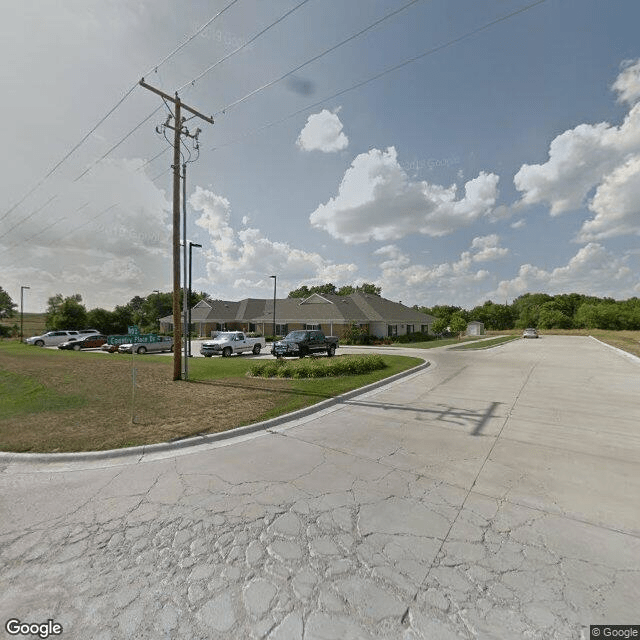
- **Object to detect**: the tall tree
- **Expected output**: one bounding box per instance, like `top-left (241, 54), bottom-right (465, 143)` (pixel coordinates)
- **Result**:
top-left (0, 287), bottom-right (17, 319)
top-left (46, 295), bottom-right (87, 330)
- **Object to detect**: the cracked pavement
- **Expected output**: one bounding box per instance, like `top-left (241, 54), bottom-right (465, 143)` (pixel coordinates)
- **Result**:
top-left (1, 336), bottom-right (639, 639)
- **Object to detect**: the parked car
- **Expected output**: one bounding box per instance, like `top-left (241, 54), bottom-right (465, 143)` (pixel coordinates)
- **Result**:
top-left (522, 328), bottom-right (539, 339)
top-left (58, 334), bottom-right (107, 350)
top-left (271, 330), bottom-right (339, 358)
top-left (101, 343), bottom-right (119, 353)
top-left (118, 336), bottom-right (174, 355)
top-left (200, 331), bottom-right (266, 357)
top-left (26, 330), bottom-right (82, 347)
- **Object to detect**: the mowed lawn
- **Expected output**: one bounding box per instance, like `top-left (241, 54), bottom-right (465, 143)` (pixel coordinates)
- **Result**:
top-left (0, 342), bottom-right (421, 453)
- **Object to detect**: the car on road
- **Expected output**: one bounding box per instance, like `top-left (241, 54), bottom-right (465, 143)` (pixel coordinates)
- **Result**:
top-left (200, 331), bottom-right (266, 357)
top-left (271, 330), bottom-right (339, 358)
top-left (58, 334), bottom-right (107, 350)
top-left (118, 336), bottom-right (174, 355)
top-left (522, 328), bottom-right (539, 339)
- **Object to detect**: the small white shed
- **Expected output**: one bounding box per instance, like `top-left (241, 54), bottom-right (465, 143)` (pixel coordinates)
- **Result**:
top-left (466, 321), bottom-right (485, 336)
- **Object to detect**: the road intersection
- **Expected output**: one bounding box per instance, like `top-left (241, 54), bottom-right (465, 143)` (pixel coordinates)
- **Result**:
top-left (1, 337), bottom-right (638, 639)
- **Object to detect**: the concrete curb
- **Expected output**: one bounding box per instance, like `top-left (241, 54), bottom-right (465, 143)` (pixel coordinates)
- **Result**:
top-left (589, 335), bottom-right (640, 365)
top-left (0, 358), bottom-right (431, 464)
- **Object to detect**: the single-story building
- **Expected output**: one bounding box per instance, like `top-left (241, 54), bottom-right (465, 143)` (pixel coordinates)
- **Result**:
top-left (160, 292), bottom-right (435, 339)
top-left (466, 320), bottom-right (485, 336)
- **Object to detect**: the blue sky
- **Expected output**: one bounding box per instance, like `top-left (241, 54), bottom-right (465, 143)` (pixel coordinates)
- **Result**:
top-left (2, 0), bottom-right (639, 312)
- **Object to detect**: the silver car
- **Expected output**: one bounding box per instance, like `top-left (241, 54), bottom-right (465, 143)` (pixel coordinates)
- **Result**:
top-left (118, 337), bottom-right (174, 355)
top-left (522, 328), bottom-right (539, 339)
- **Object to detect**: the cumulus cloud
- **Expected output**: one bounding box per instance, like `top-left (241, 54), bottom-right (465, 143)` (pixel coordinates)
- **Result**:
top-left (373, 236), bottom-right (512, 307)
top-left (491, 243), bottom-right (638, 301)
top-left (612, 59), bottom-right (640, 104)
top-left (470, 234), bottom-right (509, 262)
top-left (0, 158), bottom-right (173, 310)
top-left (296, 109), bottom-right (349, 152)
top-left (309, 147), bottom-right (499, 243)
top-left (579, 155), bottom-right (640, 240)
top-left (513, 59), bottom-right (640, 240)
top-left (188, 186), bottom-right (358, 296)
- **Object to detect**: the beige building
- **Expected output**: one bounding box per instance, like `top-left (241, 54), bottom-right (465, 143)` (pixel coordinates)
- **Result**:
top-left (160, 293), bottom-right (435, 338)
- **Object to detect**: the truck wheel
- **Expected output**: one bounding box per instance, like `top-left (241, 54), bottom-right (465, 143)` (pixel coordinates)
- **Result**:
top-left (327, 345), bottom-right (336, 357)
top-left (222, 347), bottom-right (232, 357)
top-left (35, 340), bottom-right (44, 347)
top-left (252, 344), bottom-right (261, 355)
top-left (137, 346), bottom-right (147, 354)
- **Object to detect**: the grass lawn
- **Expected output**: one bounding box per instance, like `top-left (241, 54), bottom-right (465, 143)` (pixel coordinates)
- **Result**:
top-left (0, 312), bottom-right (47, 338)
top-left (449, 336), bottom-right (520, 350)
top-left (389, 336), bottom-right (483, 349)
top-left (0, 342), bottom-right (421, 453)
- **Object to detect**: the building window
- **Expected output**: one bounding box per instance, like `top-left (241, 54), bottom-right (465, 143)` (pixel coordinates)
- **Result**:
top-left (305, 323), bottom-right (320, 330)
top-left (407, 325), bottom-right (414, 334)
top-left (421, 324), bottom-right (428, 334)
top-left (387, 325), bottom-right (398, 337)
top-left (275, 323), bottom-right (288, 335)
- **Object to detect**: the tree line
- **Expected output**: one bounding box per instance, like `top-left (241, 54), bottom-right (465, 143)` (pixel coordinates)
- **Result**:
top-left (3, 284), bottom-right (640, 337)
top-left (42, 291), bottom-right (208, 335)
top-left (417, 293), bottom-right (640, 331)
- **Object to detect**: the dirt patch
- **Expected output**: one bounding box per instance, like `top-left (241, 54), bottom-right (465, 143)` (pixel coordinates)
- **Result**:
top-left (0, 351), bottom-right (296, 452)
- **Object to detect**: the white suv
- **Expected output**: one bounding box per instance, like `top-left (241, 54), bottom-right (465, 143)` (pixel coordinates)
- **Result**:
top-left (25, 329), bottom-right (99, 347)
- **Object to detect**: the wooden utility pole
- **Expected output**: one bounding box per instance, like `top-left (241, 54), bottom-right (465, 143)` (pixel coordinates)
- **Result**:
top-left (139, 79), bottom-right (213, 380)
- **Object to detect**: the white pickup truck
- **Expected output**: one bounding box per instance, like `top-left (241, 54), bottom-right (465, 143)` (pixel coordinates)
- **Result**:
top-left (200, 332), bottom-right (266, 357)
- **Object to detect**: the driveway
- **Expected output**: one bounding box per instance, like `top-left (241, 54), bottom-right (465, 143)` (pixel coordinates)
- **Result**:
top-left (1, 336), bottom-right (639, 639)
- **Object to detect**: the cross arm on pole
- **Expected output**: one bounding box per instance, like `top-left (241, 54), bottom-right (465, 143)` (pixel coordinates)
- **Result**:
top-left (139, 78), bottom-right (214, 124)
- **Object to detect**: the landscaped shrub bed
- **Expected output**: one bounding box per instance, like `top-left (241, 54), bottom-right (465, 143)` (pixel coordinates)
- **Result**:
top-left (248, 354), bottom-right (387, 378)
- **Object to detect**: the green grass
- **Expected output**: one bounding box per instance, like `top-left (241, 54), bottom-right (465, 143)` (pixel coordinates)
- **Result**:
top-left (449, 335), bottom-right (520, 350)
top-left (250, 354), bottom-right (423, 422)
top-left (389, 336), bottom-right (482, 349)
top-left (0, 343), bottom-right (423, 452)
top-left (0, 369), bottom-right (87, 418)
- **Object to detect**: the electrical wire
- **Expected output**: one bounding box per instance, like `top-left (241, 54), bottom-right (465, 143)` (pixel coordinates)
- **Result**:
top-left (0, 0), bottom-right (242, 220)
top-left (213, 0), bottom-right (424, 116)
top-left (210, 0), bottom-right (548, 151)
top-left (181, 0), bottom-right (313, 91)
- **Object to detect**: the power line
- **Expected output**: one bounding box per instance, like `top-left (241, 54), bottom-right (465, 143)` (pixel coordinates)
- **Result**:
top-left (182, 0), bottom-right (313, 90)
top-left (75, 0), bottom-right (317, 183)
top-left (0, 0), bottom-right (242, 220)
top-left (213, 0), bottom-right (425, 116)
top-left (0, 196), bottom-right (57, 241)
top-left (210, 0), bottom-right (548, 151)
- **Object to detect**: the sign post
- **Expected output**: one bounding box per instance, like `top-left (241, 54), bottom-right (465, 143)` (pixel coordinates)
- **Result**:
top-left (128, 326), bottom-right (139, 423)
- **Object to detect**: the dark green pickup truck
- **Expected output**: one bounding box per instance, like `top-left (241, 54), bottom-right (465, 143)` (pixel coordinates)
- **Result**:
top-left (271, 330), bottom-right (339, 358)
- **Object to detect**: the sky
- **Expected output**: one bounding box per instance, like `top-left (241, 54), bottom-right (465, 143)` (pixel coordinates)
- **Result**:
top-left (2, 0), bottom-right (640, 313)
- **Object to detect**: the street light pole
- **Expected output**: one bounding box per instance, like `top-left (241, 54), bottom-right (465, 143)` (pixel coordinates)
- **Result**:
top-left (188, 242), bottom-right (202, 357)
top-left (270, 275), bottom-right (277, 339)
top-left (20, 286), bottom-right (30, 342)
top-left (152, 290), bottom-right (160, 332)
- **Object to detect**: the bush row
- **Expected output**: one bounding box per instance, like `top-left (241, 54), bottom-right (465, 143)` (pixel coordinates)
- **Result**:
top-left (248, 354), bottom-right (387, 378)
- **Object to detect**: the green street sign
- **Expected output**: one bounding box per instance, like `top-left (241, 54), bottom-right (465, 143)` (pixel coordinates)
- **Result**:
top-left (107, 334), bottom-right (160, 345)
top-left (128, 325), bottom-right (140, 335)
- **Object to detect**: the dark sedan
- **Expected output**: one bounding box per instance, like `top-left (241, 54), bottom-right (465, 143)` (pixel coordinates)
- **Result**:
top-left (58, 334), bottom-right (108, 350)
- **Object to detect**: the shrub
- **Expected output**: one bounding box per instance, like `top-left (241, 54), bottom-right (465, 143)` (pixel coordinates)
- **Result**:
top-left (248, 354), bottom-right (387, 379)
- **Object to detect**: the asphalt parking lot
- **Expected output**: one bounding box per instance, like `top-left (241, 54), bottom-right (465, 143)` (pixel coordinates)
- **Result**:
top-left (2, 336), bottom-right (639, 639)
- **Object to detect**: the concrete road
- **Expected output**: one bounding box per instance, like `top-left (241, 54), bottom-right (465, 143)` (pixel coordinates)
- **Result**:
top-left (1, 336), bottom-right (639, 639)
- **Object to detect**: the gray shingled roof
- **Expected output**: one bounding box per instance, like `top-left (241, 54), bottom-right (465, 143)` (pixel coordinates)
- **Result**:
top-left (163, 293), bottom-right (435, 326)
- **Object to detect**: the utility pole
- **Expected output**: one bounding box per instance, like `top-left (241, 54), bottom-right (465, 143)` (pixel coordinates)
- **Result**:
top-left (139, 79), bottom-right (213, 380)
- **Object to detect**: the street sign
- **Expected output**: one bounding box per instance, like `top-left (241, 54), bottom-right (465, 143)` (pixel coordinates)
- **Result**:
top-left (108, 334), bottom-right (160, 345)
top-left (128, 325), bottom-right (140, 336)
